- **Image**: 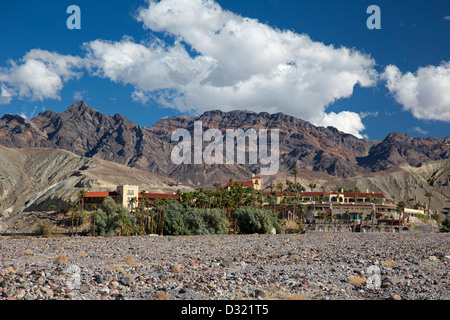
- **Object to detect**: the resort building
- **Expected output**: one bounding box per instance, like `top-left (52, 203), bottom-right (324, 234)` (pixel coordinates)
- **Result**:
top-left (83, 185), bottom-right (178, 210)
top-left (80, 174), bottom-right (424, 233)
top-left (223, 174), bottom-right (262, 191)
top-left (117, 185), bottom-right (139, 209)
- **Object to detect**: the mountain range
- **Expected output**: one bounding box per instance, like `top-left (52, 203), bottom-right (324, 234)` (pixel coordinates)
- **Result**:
top-left (1, 101), bottom-right (448, 183)
top-left (0, 101), bottom-right (448, 220)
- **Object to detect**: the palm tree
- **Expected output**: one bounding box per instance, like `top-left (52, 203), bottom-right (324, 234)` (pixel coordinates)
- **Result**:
top-left (391, 194), bottom-right (396, 205)
top-left (424, 192), bottom-right (433, 217)
top-left (276, 182), bottom-right (283, 196)
top-left (69, 201), bottom-right (75, 237)
top-left (297, 203), bottom-right (306, 223)
top-left (154, 198), bottom-right (162, 235)
top-left (267, 194), bottom-right (276, 213)
top-left (176, 189), bottom-right (182, 203)
top-left (79, 189), bottom-right (86, 210)
top-left (76, 189), bottom-right (86, 236)
top-left (286, 180), bottom-right (293, 192)
top-left (159, 199), bottom-right (169, 236)
top-left (290, 168), bottom-right (298, 187)
top-left (371, 210), bottom-right (375, 231)
top-left (257, 190), bottom-right (265, 209)
top-left (276, 182), bottom-right (283, 213)
top-left (396, 201), bottom-right (406, 225)
top-left (91, 203), bottom-right (97, 236)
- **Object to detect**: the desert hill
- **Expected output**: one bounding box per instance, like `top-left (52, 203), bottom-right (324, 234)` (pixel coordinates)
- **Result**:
top-left (323, 159), bottom-right (450, 215)
top-left (0, 145), bottom-right (192, 233)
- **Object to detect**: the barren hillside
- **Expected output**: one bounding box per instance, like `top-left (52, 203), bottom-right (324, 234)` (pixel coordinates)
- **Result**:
top-left (0, 145), bottom-right (192, 233)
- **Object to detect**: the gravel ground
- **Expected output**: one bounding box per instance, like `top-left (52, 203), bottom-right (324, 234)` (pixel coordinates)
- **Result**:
top-left (0, 232), bottom-right (449, 301)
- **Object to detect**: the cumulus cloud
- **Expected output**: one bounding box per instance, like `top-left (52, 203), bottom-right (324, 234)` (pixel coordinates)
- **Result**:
top-left (315, 111), bottom-right (367, 138)
top-left (0, 49), bottom-right (84, 103)
top-left (81, 0), bottom-right (378, 137)
top-left (84, 38), bottom-right (215, 92)
top-left (382, 62), bottom-right (450, 122)
top-left (142, 0), bottom-right (378, 135)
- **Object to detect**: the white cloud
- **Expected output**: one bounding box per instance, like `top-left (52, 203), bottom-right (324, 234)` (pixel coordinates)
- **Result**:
top-left (18, 105), bottom-right (43, 120)
top-left (411, 126), bottom-right (429, 135)
top-left (84, 38), bottom-right (215, 93)
top-left (315, 111), bottom-right (367, 138)
top-left (134, 0), bottom-right (378, 137)
top-left (73, 90), bottom-right (86, 101)
top-left (131, 90), bottom-right (150, 104)
top-left (0, 49), bottom-right (84, 103)
top-left (359, 111), bottom-right (379, 118)
top-left (0, 84), bottom-right (13, 104)
top-left (81, 0), bottom-right (378, 137)
top-left (382, 62), bottom-right (450, 122)
top-left (444, 16), bottom-right (450, 21)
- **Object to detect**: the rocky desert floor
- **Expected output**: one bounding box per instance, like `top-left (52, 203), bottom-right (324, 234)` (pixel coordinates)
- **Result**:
top-left (0, 232), bottom-right (449, 301)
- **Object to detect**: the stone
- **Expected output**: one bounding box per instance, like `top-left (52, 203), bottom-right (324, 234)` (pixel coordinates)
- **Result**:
top-left (80, 283), bottom-right (91, 293)
top-left (221, 259), bottom-right (234, 268)
top-left (64, 264), bottom-right (81, 275)
top-left (98, 287), bottom-right (110, 295)
top-left (23, 292), bottom-right (37, 300)
top-left (65, 292), bottom-right (74, 299)
top-left (15, 289), bottom-right (26, 300)
top-left (66, 267), bottom-right (81, 291)
top-left (391, 294), bottom-right (402, 300)
top-left (172, 264), bottom-right (183, 273)
top-left (94, 274), bottom-right (105, 284)
top-left (119, 276), bottom-right (133, 286)
top-left (381, 277), bottom-right (394, 288)
top-left (41, 287), bottom-right (54, 298)
top-left (366, 265), bottom-right (381, 289)
top-left (254, 289), bottom-right (266, 299)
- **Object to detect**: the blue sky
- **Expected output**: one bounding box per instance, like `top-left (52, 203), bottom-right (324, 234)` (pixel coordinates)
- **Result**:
top-left (0, 0), bottom-right (449, 140)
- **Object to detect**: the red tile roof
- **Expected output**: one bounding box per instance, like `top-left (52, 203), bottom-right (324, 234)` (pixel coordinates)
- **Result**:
top-left (85, 192), bottom-right (119, 198)
top-left (139, 193), bottom-right (179, 199)
top-left (222, 181), bottom-right (255, 188)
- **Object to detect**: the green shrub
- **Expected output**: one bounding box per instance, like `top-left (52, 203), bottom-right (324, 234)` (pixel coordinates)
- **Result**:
top-left (232, 206), bottom-right (284, 234)
top-left (161, 200), bottom-right (186, 236)
top-left (184, 208), bottom-right (229, 235)
top-left (161, 200), bottom-right (229, 236)
top-left (88, 197), bottom-right (126, 236)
